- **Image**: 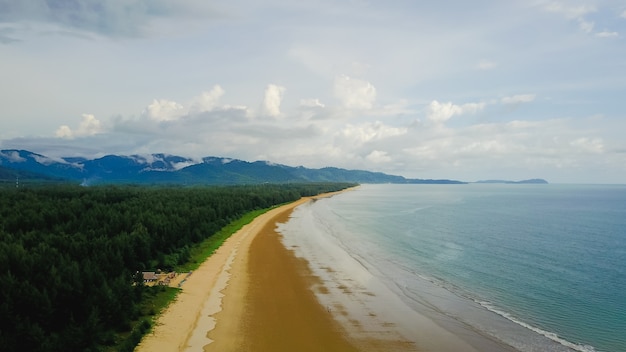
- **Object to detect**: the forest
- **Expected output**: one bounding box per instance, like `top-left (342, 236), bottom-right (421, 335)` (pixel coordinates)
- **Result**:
top-left (0, 183), bottom-right (355, 351)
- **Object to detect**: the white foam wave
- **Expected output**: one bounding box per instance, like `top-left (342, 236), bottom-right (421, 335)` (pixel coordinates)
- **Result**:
top-left (477, 301), bottom-right (597, 352)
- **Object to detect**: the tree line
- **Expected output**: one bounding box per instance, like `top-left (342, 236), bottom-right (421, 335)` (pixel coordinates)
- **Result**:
top-left (0, 183), bottom-right (354, 351)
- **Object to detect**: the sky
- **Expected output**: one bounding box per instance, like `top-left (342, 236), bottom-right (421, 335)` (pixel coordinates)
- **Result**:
top-left (1, 0), bottom-right (625, 184)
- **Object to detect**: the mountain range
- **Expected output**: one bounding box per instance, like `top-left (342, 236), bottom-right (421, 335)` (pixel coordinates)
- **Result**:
top-left (0, 149), bottom-right (465, 185)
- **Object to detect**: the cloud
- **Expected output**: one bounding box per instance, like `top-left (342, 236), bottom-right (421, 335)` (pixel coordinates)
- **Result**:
top-left (189, 85), bottom-right (225, 114)
top-left (0, 150), bottom-right (26, 162)
top-left (577, 19), bottom-right (595, 33)
top-left (55, 114), bottom-right (103, 139)
top-left (501, 94), bottom-right (536, 105)
top-left (0, 27), bottom-right (19, 44)
top-left (400, 118), bottom-right (588, 177)
top-left (366, 150), bottom-right (392, 163)
top-left (262, 84), bottom-right (286, 118)
top-left (542, 2), bottom-right (596, 20)
top-left (596, 31), bottom-right (619, 38)
top-left (539, 2), bottom-right (621, 38)
top-left (296, 99), bottom-right (329, 121)
top-left (144, 99), bottom-right (185, 122)
top-left (55, 126), bottom-right (73, 139)
top-left (140, 85), bottom-right (227, 122)
top-left (477, 60), bottom-right (497, 70)
top-left (3, 77), bottom-right (622, 183)
top-left (340, 121), bottom-right (407, 145)
top-left (0, 0), bottom-right (216, 37)
top-left (300, 98), bottom-right (325, 108)
top-left (427, 100), bottom-right (486, 123)
top-left (570, 137), bottom-right (604, 153)
top-left (334, 74), bottom-right (376, 110)
top-left (540, 2), bottom-right (598, 34)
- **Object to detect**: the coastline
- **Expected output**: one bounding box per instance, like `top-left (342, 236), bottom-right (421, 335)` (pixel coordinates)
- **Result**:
top-left (278, 200), bottom-right (513, 352)
top-left (137, 187), bottom-right (511, 351)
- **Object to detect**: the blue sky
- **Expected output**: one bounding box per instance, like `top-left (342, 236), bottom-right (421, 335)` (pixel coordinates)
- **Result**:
top-left (1, 0), bottom-right (625, 183)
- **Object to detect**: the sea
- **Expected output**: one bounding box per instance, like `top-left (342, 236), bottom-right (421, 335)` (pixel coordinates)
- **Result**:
top-left (277, 184), bottom-right (626, 352)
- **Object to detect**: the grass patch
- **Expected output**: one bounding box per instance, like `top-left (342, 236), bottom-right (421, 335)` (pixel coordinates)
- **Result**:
top-left (176, 207), bottom-right (273, 272)
top-left (141, 285), bottom-right (181, 318)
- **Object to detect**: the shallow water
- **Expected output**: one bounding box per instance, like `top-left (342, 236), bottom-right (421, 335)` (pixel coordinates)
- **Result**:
top-left (278, 184), bottom-right (626, 352)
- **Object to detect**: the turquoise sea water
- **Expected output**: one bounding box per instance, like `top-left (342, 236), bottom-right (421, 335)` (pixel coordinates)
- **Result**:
top-left (282, 184), bottom-right (626, 352)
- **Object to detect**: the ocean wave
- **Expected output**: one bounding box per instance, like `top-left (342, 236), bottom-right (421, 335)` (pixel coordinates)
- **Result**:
top-left (364, 252), bottom-right (598, 352)
top-left (477, 300), bottom-right (597, 352)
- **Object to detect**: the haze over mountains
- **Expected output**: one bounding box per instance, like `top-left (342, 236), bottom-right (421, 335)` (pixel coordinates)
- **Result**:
top-left (0, 149), bottom-right (471, 185)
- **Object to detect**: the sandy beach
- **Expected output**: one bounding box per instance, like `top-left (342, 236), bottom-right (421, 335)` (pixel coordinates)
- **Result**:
top-left (136, 192), bottom-right (367, 352)
top-left (137, 190), bottom-right (495, 351)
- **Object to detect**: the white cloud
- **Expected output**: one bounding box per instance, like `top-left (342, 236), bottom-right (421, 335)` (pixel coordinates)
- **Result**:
top-left (539, 2), bottom-right (621, 38)
top-left (461, 103), bottom-right (487, 114)
top-left (144, 99), bottom-right (185, 121)
top-left (501, 94), bottom-right (536, 105)
top-left (300, 98), bottom-right (325, 108)
top-left (427, 101), bottom-right (461, 123)
top-left (1, 150), bottom-right (26, 162)
top-left (340, 121), bottom-right (407, 145)
top-left (171, 161), bottom-right (198, 170)
top-left (540, 2), bottom-right (608, 36)
top-left (334, 74), bottom-right (376, 110)
top-left (32, 154), bottom-right (66, 165)
top-left (458, 139), bottom-right (510, 154)
top-left (427, 100), bottom-right (486, 123)
top-left (596, 31), bottom-right (619, 38)
top-left (75, 114), bottom-right (103, 136)
top-left (55, 114), bottom-right (103, 139)
top-left (366, 150), bottom-right (392, 163)
top-left (477, 60), bottom-right (497, 70)
top-left (262, 84), bottom-right (286, 117)
top-left (570, 137), bottom-right (604, 153)
top-left (543, 2), bottom-right (596, 20)
top-left (189, 85), bottom-right (225, 113)
top-left (401, 118), bottom-right (585, 177)
top-left (55, 125), bottom-right (73, 139)
top-left (578, 19), bottom-right (595, 33)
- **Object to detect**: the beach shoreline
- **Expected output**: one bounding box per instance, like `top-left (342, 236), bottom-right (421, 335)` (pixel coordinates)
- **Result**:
top-left (137, 187), bottom-right (515, 351)
top-left (278, 200), bottom-right (517, 352)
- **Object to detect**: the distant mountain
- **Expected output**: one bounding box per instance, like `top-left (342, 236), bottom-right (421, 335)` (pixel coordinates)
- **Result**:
top-left (0, 149), bottom-right (465, 185)
top-left (474, 179), bottom-right (549, 184)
